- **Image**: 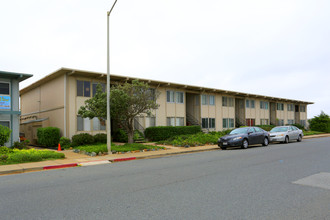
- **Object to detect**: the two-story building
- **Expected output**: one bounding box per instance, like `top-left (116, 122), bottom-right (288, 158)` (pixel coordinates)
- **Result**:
top-left (19, 67), bottom-right (313, 143)
top-left (0, 70), bottom-right (32, 146)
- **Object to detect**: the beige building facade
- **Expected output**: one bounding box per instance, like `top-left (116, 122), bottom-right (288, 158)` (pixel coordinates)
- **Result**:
top-left (20, 68), bottom-right (313, 143)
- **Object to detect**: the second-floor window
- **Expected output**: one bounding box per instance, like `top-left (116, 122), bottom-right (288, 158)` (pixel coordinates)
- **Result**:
top-left (246, 99), bottom-right (255, 108)
top-left (92, 83), bottom-right (106, 97)
top-left (222, 96), bottom-right (234, 107)
top-left (167, 91), bottom-right (184, 103)
top-left (260, 101), bottom-right (269, 109)
top-left (201, 95), bottom-right (215, 105)
top-left (277, 103), bottom-right (284, 111)
top-left (77, 80), bottom-right (91, 97)
top-left (287, 104), bottom-right (294, 111)
top-left (300, 105), bottom-right (306, 112)
top-left (0, 82), bottom-right (10, 95)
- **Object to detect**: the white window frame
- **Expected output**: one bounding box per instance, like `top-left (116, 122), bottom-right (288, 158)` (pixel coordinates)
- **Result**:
top-left (209, 95), bottom-right (215, 105)
top-left (176, 92), bottom-right (184, 104)
top-left (201, 95), bottom-right (208, 105)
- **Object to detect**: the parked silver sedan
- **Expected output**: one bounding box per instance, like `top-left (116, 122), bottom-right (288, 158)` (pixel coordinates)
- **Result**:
top-left (269, 126), bottom-right (303, 143)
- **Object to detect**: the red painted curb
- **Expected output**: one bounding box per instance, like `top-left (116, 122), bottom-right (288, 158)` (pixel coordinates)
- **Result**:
top-left (113, 157), bottom-right (136, 162)
top-left (43, 163), bottom-right (78, 170)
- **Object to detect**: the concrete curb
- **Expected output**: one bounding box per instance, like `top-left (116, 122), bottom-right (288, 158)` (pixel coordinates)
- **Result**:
top-left (111, 157), bottom-right (136, 162)
top-left (79, 160), bottom-right (111, 166)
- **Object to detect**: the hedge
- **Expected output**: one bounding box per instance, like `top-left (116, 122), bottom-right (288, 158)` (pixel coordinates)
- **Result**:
top-left (37, 127), bottom-right (61, 147)
top-left (71, 133), bottom-right (94, 146)
top-left (144, 126), bottom-right (202, 141)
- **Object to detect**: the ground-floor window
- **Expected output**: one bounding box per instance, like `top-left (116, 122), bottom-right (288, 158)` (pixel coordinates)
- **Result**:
top-left (146, 117), bottom-right (156, 127)
top-left (287, 119), bottom-right (294, 125)
top-left (0, 121), bottom-right (10, 128)
top-left (202, 118), bottom-right (215, 129)
top-left (300, 120), bottom-right (306, 127)
top-left (260, 119), bottom-right (269, 125)
top-left (167, 117), bottom-right (184, 126)
top-left (77, 115), bottom-right (91, 131)
top-left (246, 118), bottom-right (255, 126)
top-left (223, 118), bottom-right (234, 129)
top-left (277, 119), bottom-right (284, 126)
top-left (93, 117), bottom-right (106, 131)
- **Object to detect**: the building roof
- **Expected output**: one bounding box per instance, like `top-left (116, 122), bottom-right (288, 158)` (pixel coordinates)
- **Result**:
top-left (20, 67), bottom-right (314, 105)
top-left (0, 70), bottom-right (33, 82)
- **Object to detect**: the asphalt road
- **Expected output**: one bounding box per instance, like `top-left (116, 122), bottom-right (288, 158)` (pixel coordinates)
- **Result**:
top-left (1, 137), bottom-right (330, 220)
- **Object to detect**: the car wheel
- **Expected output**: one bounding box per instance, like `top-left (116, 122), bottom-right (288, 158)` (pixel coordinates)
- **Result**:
top-left (262, 137), bottom-right (269, 146)
top-left (221, 147), bottom-right (227, 150)
top-left (297, 135), bottom-right (302, 142)
top-left (241, 139), bottom-right (249, 149)
top-left (284, 136), bottom-right (289, 144)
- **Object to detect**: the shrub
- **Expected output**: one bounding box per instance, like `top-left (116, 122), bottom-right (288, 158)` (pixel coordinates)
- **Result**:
top-left (113, 129), bottom-right (128, 142)
top-left (94, 133), bottom-right (107, 143)
top-left (37, 127), bottom-right (61, 147)
top-left (309, 111), bottom-right (330, 133)
top-left (6, 149), bottom-right (64, 164)
top-left (12, 140), bottom-right (30, 150)
top-left (0, 125), bottom-right (11, 146)
top-left (0, 146), bottom-right (13, 154)
top-left (145, 126), bottom-right (202, 141)
top-left (256, 125), bottom-right (276, 131)
top-left (0, 154), bottom-right (8, 162)
top-left (59, 137), bottom-right (71, 149)
top-left (71, 133), bottom-right (94, 146)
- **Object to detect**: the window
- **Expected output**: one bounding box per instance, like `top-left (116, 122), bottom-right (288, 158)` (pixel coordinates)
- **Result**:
top-left (209, 95), bottom-right (215, 105)
top-left (0, 121), bottom-right (10, 128)
top-left (202, 118), bottom-right (215, 129)
top-left (229, 118), bottom-right (234, 128)
top-left (93, 118), bottom-right (106, 131)
top-left (246, 118), bottom-right (255, 126)
top-left (260, 119), bottom-right (269, 125)
top-left (209, 118), bottom-right (215, 128)
top-left (201, 95), bottom-right (215, 105)
top-left (167, 91), bottom-right (175, 103)
top-left (300, 120), bottom-right (306, 127)
top-left (287, 119), bottom-right (294, 125)
top-left (92, 83), bottom-right (106, 97)
top-left (167, 91), bottom-right (184, 103)
top-left (277, 119), bottom-right (284, 126)
top-left (176, 92), bottom-right (184, 104)
top-left (0, 82), bottom-right (10, 95)
top-left (201, 95), bottom-right (208, 105)
top-left (260, 101), bottom-right (269, 109)
top-left (147, 88), bottom-right (156, 101)
top-left (176, 117), bottom-right (184, 126)
top-left (277, 103), bottom-right (284, 111)
top-left (222, 96), bottom-right (234, 107)
top-left (202, 118), bottom-right (209, 129)
top-left (287, 104), bottom-right (294, 111)
top-left (223, 118), bottom-right (234, 128)
top-left (246, 99), bottom-right (255, 108)
top-left (77, 116), bottom-right (90, 131)
top-left (300, 105), bottom-right (306, 112)
top-left (77, 80), bottom-right (91, 97)
top-left (255, 127), bottom-right (263, 132)
top-left (222, 97), bottom-right (227, 106)
top-left (167, 117), bottom-right (175, 126)
top-left (147, 117), bottom-right (156, 127)
top-left (167, 117), bottom-right (183, 126)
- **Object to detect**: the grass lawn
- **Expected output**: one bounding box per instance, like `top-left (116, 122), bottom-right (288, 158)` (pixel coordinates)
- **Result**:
top-left (74, 143), bottom-right (165, 154)
top-left (0, 148), bottom-right (65, 165)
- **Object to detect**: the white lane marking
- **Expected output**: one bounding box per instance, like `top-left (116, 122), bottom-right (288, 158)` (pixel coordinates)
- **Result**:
top-left (293, 172), bottom-right (330, 190)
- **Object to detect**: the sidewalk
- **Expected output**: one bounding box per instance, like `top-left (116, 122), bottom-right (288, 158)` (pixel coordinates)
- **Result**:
top-left (1, 134), bottom-right (329, 176)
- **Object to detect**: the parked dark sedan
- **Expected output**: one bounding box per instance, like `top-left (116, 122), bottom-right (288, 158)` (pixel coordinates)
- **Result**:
top-left (218, 127), bottom-right (269, 150)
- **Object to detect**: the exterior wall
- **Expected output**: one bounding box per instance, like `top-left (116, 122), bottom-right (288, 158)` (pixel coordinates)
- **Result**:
top-left (0, 77), bottom-right (20, 146)
top-left (220, 95), bottom-right (235, 130)
top-left (245, 98), bottom-right (270, 125)
top-left (20, 75), bottom-right (65, 143)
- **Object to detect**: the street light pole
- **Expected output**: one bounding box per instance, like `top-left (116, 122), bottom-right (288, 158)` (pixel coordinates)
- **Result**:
top-left (107, 0), bottom-right (118, 154)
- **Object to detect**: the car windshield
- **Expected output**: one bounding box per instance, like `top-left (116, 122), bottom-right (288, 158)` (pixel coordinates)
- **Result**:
top-left (270, 127), bottom-right (288, 132)
top-left (230, 128), bottom-right (250, 135)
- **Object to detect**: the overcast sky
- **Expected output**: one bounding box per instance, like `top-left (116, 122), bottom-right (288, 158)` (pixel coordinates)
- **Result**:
top-left (1, 0), bottom-right (329, 118)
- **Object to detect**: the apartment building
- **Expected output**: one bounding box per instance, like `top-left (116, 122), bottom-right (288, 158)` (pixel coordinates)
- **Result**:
top-left (0, 70), bottom-right (32, 146)
top-left (19, 68), bottom-right (312, 143)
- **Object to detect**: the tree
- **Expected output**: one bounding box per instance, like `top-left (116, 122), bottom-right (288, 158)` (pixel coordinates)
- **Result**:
top-left (0, 125), bottom-right (11, 146)
top-left (309, 111), bottom-right (330, 133)
top-left (78, 80), bottom-right (159, 143)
